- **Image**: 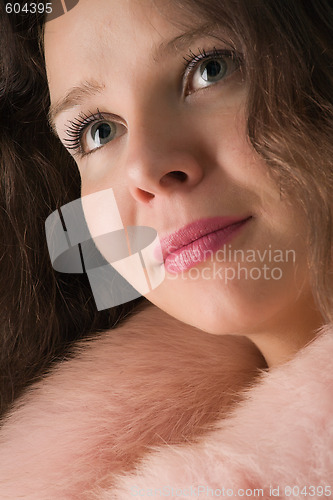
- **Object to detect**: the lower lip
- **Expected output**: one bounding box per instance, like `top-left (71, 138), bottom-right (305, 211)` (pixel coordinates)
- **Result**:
top-left (164, 217), bottom-right (252, 274)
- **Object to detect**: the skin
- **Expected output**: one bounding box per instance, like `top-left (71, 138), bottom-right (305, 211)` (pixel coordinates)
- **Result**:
top-left (45, 0), bottom-right (324, 367)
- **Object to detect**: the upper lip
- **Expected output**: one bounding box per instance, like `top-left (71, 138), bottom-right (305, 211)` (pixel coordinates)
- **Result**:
top-left (159, 215), bottom-right (252, 260)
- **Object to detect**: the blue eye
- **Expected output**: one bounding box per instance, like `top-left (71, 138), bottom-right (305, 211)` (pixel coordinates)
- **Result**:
top-left (184, 48), bottom-right (242, 94)
top-left (87, 121), bottom-right (117, 150)
top-left (63, 111), bottom-right (126, 157)
top-left (199, 58), bottom-right (228, 83)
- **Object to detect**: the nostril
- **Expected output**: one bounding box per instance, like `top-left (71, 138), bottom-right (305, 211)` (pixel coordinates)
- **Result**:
top-left (162, 171), bottom-right (188, 184)
top-left (172, 171), bottom-right (187, 182)
top-left (135, 187), bottom-right (155, 203)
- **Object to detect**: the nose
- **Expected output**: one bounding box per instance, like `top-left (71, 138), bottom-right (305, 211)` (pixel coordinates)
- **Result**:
top-left (124, 118), bottom-right (205, 204)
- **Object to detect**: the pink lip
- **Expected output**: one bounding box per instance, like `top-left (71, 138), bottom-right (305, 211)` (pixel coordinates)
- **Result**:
top-left (159, 215), bottom-right (253, 273)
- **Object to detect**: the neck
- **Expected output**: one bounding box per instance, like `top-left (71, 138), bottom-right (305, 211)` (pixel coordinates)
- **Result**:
top-left (245, 293), bottom-right (324, 368)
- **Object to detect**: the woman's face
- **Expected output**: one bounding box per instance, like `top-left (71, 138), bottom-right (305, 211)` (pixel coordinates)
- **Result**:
top-left (45, 0), bottom-right (315, 336)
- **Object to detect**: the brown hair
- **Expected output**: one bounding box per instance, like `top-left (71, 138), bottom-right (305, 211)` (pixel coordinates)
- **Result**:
top-left (0, 6), bottom-right (144, 417)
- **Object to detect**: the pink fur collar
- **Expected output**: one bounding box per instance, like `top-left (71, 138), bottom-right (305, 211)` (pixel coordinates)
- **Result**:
top-left (110, 325), bottom-right (333, 499)
top-left (0, 314), bottom-right (332, 499)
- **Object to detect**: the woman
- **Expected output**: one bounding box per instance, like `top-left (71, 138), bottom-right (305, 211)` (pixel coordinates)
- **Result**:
top-left (0, 0), bottom-right (333, 498)
top-left (0, 0), bottom-right (268, 493)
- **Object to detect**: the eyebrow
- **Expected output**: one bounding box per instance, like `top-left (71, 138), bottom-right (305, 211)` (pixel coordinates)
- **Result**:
top-left (48, 22), bottom-right (221, 132)
top-left (154, 22), bottom-right (217, 59)
top-left (48, 80), bottom-right (105, 133)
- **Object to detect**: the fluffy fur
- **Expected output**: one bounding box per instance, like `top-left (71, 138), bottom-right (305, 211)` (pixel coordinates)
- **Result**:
top-left (0, 304), bottom-right (266, 499)
top-left (110, 323), bottom-right (333, 499)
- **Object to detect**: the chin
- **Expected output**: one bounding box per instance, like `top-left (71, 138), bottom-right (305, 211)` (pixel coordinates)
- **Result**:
top-left (146, 271), bottom-right (297, 337)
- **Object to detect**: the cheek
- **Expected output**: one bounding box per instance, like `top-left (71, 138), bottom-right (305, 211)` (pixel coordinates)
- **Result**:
top-left (80, 160), bottom-right (116, 197)
top-left (80, 187), bottom-right (164, 302)
top-left (195, 94), bottom-right (271, 196)
top-left (80, 188), bottom-right (126, 260)
top-left (80, 153), bottom-right (136, 223)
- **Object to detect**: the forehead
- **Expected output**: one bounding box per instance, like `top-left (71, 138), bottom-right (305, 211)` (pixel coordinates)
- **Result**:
top-left (44, 0), bottom-right (204, 101)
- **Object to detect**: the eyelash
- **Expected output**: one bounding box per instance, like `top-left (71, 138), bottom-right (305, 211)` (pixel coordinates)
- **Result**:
top-left (183, 46), bottom-right (240, 71)
top-left (63, 110), bottom-right (106, 156)
top-left (63, 47), bottom-right (243, 158)
top-left (183, 46), bottom-right (243, 94)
